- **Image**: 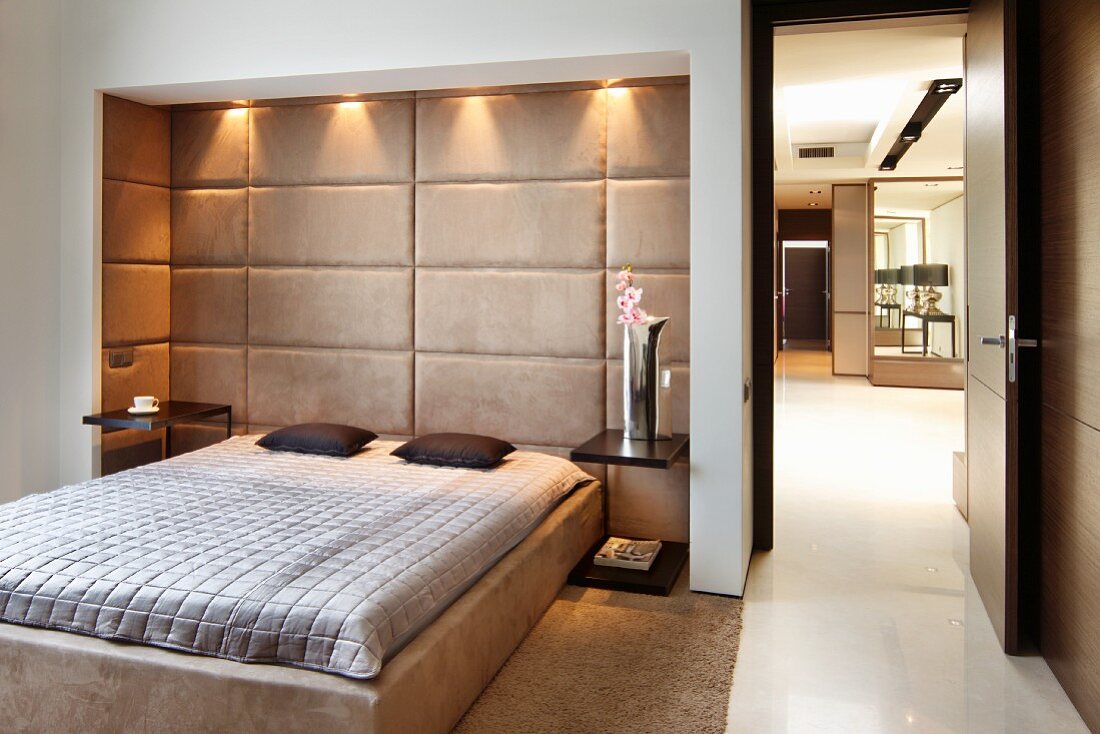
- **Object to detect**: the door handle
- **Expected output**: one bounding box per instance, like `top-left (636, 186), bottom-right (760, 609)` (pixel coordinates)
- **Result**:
top-left (980, 317), bottom-right (1036, 383)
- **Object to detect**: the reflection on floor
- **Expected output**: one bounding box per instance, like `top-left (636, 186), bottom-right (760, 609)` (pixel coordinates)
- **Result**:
top-left (725, 350), bottom-right (1086, 733)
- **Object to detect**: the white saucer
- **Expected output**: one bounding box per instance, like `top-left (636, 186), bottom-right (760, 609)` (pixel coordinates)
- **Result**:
top-left (127, 406), bottom-right (160, 415)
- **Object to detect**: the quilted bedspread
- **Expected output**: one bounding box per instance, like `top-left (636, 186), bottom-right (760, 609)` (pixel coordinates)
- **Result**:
top-left (0, 437), bottom-right (592, 678)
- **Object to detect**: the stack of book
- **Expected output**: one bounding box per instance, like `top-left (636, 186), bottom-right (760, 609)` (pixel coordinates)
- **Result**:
top-left (593, 537), bottom-right (662, 572)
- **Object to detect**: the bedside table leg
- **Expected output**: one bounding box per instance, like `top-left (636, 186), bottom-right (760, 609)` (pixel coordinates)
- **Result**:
top-left (226, 406), bottom-right (233, 439)
top-left (165, 426), bottom-right (172, 459)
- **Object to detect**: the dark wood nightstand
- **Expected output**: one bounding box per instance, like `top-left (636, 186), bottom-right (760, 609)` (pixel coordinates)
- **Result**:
top-left (567, 429), bottom-right (690, 596)
top-left (83, 401), bottom-right (232, 459)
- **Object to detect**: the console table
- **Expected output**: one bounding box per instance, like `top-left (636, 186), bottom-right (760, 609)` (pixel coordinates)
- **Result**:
top-left (83, 401), bottom-right (232, 459)
top-left (902, 311), bottom-right (957, 358)
top-left (567, 429), bottom-right (689, 596)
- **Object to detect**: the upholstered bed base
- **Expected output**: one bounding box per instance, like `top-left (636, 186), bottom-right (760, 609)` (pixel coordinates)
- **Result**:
top-left (0, 481), bottom-right (602, 734)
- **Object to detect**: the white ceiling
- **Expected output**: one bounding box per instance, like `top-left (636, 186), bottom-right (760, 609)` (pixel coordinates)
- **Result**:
top-left (773, 17), bottom-right (966, 191)
top-left (874, 179), bottom-right (963, 212)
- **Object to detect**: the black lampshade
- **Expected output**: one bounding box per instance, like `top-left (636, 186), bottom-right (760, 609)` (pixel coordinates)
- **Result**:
top-left (913, 263), bottom-right (949, 287)
top-left (899, 265), bottom-right (915, 284)
top-left (880, 268), bottom-right (900, 285)
top-left (874, 268), bottom-right (883, 283)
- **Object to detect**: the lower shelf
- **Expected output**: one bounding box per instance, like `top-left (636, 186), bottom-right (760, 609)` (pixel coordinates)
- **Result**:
top-left (567, 537), bottom-right (689, 596)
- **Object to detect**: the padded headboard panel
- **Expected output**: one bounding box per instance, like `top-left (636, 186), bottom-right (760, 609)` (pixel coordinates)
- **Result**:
top-left (103, 80), bottom-right (690, 538)
top-left (100, 96), bottom-right (171, 473)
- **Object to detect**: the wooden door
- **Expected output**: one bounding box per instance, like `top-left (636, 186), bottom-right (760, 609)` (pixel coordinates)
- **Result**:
top-left (1038, 0), bottom-right (1100, 726)
top-left (783, 247), bottom-right (827, 340)
top-left (965, 0), bottom-right (1024, 653)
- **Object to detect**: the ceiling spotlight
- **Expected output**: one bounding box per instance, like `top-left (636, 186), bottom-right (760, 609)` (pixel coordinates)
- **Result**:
top-left (900, 121), bottom-right (922, 142)
top-left (808, 202), bottom-right (819, 206)
top-left (808, 189), bottom-right (822, 195)
top-left (878, 78), bottom-right (962, 171)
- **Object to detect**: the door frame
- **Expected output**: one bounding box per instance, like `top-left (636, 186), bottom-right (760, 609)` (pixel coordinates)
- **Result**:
top-left (750, 0), bottom-right (971, 551)
top-left (781, 241), bottom-right (830, 343)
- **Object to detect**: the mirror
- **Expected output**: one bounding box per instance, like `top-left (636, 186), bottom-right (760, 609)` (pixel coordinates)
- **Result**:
top-left (871, 179), bottom-right (964, 360)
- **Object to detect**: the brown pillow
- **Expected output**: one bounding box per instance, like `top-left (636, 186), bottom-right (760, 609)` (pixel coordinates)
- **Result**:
top-left (391, 433), bottom-right (516, 468)
top-left (257, 423), bottom-right (377, 457)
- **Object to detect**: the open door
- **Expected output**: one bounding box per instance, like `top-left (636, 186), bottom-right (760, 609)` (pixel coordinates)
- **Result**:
top-left (965, 0), bottom-right (1030, 654)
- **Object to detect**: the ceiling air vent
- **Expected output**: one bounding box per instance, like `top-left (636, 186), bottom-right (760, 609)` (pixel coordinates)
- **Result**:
top-left (798, 146), bottom-right (835, 159)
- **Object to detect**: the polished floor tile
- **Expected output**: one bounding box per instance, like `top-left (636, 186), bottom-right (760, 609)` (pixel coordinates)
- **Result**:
top-left (726, 350), bottom-right (1086, 733)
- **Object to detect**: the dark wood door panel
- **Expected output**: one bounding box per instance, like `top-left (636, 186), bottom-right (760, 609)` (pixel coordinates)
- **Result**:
top-left (968, 375), bottom-right (1011, 648)
top-left (1039, 407), bottom-right (1100, 727)
top-left (783, 248), bottom-right (827, 340)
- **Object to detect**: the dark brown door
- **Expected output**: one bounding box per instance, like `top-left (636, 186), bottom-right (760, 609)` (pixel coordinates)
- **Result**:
top-left (965, 0), bottom-right (1025, 654)
top-left (1038, 0), bottom-right (1100, 726)
top-left (783, 247), bottom-right (827, 340)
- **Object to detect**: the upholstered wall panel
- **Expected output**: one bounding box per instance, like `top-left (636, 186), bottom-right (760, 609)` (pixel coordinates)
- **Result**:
top-left (170, 267), bottom-right (247, 344)
top-left (170, 345), bottom-right (248, 423)
top-left (607, 178), bottom-right (690, 268)
top-left (604, 272), bottom-right (690, 361)
top-left (416, 90), bottom-right (605, 181)
top-left (248, 348), bottom-right (413, 435)
top-left (171, 189), bottom-right (248, 265)
top-left (416, 270), bottom-right (604, 359)
top-left (249, 101), bottom-right (414, 185)
top-left (249, 268), bottom-right (413, 350)
top-left (170, 424), bottom-right (248, 456)
top-left (101, 96), bottom-right (173, 468)
top-left (249, 185), bottom-right (413, 266)
top-left (415, 181), bottom-right (605, 268)
top-left (171, 109), bottom-right (249, 188)
top-left (101, 430), bottom-right (165, 476)
top-left (102, 264), bottom-right (170, 347)
top-left (102, 180), bottom-right (170, 263)
top-left (103, 95), bottom-right (170, 187)
top-left (415, 354), bottom-right (604, 447)
top-left (100, 343), bottom-right (169, 413)
top-left (607, 84), bottom-right (690, 177)
top-left (607, 362), bottom-right (690, 434)
top-left (131, 81), bottom-right (688, 490)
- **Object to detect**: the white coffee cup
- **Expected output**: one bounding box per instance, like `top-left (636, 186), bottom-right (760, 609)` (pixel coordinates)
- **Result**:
top-left (133, 396), bottom-right (159, 411)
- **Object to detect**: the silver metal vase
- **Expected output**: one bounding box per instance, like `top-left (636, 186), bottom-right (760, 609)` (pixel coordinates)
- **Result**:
top-left (622, 316), bottom-right (672, 441)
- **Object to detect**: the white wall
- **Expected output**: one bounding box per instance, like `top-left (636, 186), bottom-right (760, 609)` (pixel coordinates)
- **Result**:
top-left (929, 195), bottom-right (965, 358)
top-left (46, 0), bottom-right (751, 594)
top-left (0, 0), bottom-right (62, 502)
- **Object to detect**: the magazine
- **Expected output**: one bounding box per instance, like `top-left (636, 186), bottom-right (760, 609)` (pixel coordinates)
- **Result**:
top-left (593, 537), bottom-right (662, 571)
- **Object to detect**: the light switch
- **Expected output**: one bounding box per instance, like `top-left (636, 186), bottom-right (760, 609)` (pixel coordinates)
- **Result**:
top-left (108, 349), bottom-right (134, 368)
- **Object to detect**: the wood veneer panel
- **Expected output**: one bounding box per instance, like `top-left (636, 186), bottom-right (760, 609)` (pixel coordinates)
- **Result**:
top-left (1038, 0), bottom-right (1100, 727)
top-left (1039, 408), bottom-right (1100, 728)
top-left (967, 374), bottom-right (1009, 647)
top-left (965, 0), bottom-right (1009, 396)
top-left (869, 357), bottom-right (963, 390)
top-left (1038, 0), bottom-right (1100, 432)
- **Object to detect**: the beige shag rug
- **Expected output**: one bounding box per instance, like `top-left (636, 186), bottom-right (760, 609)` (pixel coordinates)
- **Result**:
top-left (454, 571), bottom-right (743, 734)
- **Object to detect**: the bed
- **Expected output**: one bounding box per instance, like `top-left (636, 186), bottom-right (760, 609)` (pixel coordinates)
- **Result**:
top-left (0, 437), bottom-right (603, 733)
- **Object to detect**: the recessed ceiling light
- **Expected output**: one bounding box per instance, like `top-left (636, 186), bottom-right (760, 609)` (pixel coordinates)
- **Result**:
top-left (808, 202), bottom-right (818, 206)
